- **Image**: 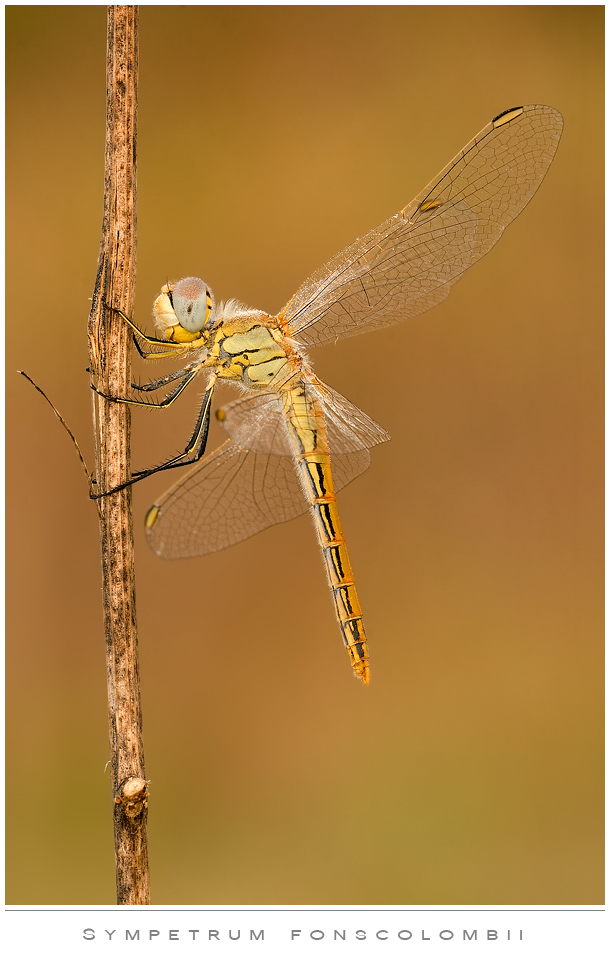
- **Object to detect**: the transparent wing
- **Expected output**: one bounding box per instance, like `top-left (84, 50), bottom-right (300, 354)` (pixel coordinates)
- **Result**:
top-left (317, 380), bottom-right (391, 452)
top-left (146, 439), bottom-right (371, 558)
top-left (216, 392), bottom-right (292, 455)
top-left (216, 381), bottom-right (390, 456)
top-left (279, 104), bottom-right (563, 348)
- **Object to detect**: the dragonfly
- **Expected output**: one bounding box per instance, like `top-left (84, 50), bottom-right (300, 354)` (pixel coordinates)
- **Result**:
top-left (98, 104), bottom-right (563, 685)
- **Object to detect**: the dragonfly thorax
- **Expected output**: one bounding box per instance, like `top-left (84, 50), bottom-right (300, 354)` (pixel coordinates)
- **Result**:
top-left (206, 313), bottom-right (294, 390)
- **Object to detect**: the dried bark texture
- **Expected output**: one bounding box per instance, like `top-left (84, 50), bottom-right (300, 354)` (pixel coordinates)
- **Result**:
top-left (87, 6), bottom-right (150, 905)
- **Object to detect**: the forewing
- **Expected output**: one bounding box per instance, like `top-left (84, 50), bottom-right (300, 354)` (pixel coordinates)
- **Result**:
top-left (146, 439), bottom-right (373, 558)
top-left (280, 105), bottom-right (563, 348)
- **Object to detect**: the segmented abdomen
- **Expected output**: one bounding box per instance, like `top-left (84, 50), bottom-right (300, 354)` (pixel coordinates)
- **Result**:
top-left (281, 380), bottom-right (370, 685)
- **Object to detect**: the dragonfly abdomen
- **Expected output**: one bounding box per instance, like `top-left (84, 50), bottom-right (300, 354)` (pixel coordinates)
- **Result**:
top-left (281, 382), bottom-right (370, 685)
top-left (315, 503), bottom-right (370, 686)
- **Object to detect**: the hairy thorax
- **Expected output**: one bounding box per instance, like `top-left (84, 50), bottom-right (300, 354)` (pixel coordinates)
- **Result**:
top-left (202, 308), bottom-right (302, 390)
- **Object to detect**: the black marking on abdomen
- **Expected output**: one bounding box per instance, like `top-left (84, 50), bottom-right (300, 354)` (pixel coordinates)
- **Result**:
top-left (341, 618), bottom-right (365, 647)
top-left (301, 460), bottom-right (329, 501)
top-left (334, 584), bottom-right (356, 617)
top-left (316, 503), bottom-right (338, 543)
top-left (325, 544), bottom-right (346, 581)
top-left (303, 461), bottom-right (329, 499)
top-left (288, 423), bottom-right (318, 456)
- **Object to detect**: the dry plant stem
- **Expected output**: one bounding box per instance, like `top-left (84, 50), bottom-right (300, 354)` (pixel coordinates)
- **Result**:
top-left (87, 7), bottom-right (150, 905)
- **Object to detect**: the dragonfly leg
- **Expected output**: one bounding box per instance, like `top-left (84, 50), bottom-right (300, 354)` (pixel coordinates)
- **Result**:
top-left (92, 363), bottom-right (204, 409)
top-left (131, 362), bottom-right (201, 393)
top-left (90, 382), bottom-right (216, 498)
top-left (102, 301), bottom-right (202, 359)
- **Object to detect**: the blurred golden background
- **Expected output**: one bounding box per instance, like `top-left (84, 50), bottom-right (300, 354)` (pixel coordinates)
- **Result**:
top-left (6, 7), bottom-right (603, 905)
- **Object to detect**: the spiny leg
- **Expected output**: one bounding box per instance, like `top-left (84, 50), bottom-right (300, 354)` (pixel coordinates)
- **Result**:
top-left (91, 381), bottom-right (216, 498)
top-left (131, 362), bottom-right (201, 393)
top-left (102, 301), bottom-right (203, 359)
top-left (131, 381), bottom-right (215, 476)
top-left (92, 363), bottom-right (205, 410)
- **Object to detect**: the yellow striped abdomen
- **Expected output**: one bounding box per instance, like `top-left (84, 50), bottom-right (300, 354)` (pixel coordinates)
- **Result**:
top-left (281, 380), bottom-right (370, 685)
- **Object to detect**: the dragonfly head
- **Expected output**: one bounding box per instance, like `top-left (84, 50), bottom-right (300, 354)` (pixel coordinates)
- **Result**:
top-left (153, 277), bottom-right (215, 342)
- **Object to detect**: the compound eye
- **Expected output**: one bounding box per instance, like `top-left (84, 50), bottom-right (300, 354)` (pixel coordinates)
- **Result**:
top-left (172, 276), bottom-right (213, 332)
